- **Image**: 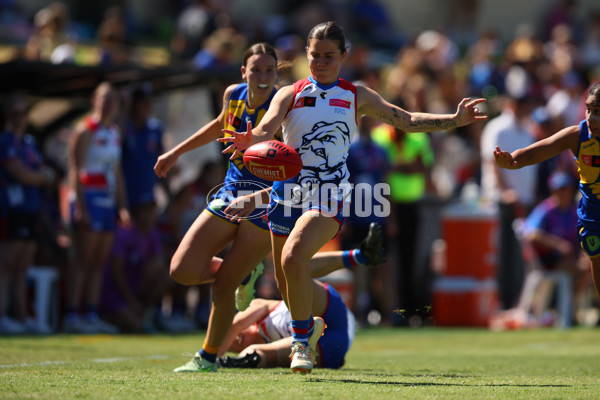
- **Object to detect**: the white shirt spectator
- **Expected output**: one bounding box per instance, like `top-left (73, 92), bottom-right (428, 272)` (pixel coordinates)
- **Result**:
top-left (480, 109), bottom-right (538, 207)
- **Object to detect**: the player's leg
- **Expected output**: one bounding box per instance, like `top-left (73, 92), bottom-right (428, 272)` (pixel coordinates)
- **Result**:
top-left (204, 222), bottom-right (271, 349)
top-left (284, 211), bottom-right (338, 373)
top-left (175, 222), bottom-right (271, 372)
top-left (169, 210), bottom-right (236, 285)
top-left (590, 255), bottom-right (600, 297)
top-left (307, 222), bottom-right (385, 278)
top-left (83, 231), bottom-right (119, 333)
top-left (270, 233), bottom-right (288, 306)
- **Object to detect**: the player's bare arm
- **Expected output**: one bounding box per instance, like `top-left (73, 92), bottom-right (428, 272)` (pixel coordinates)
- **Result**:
top-left (154, 84), bottom-right (236, 178)
top-left (357, 85), bottom-right (487, 132)
top-left (218, 300), bottom-right (272, 356)
top-left (494, 125), bottom-right (579, 170)
top-left (218, 86), bottom-right (294, 159)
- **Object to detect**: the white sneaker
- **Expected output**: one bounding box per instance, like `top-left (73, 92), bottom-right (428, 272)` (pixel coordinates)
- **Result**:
top-left (308, 317), bottom-right (326, 365)
top-left (290, 342), bottom-right (313, 373)
top-left (0, 316), bottom-right (27, 335)
top-left (235, 262), bottom-right (264, 311)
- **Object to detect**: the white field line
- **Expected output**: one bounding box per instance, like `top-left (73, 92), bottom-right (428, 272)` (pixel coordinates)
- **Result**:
top-left (0, 354), bottom-right (169, 369)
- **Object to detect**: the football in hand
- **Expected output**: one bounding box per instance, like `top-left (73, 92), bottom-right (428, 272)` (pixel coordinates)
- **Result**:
top-left (243, 140), bottom-right (302, 181)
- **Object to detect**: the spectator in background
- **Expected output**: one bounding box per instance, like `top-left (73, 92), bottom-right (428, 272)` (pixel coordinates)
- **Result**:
top-left (64, 82), bottom-right (130, 334)
top-left (546, 71), bottom-right (586, 129)
top-left (581, 9), bottom-right (600, 71)
top-left (371, 117), bottom-right (435, 326)
top-left (99, 200), bottom-right (174, 333)
top-left (0, 95), bottom-right (56, 335)
top-left (530, 106), bottom-right (578, 202)
top-left (121, 82), bottom-right (167, 210)
top-left (491, 171), bottom-right (591, 330)
top-left (544, 24), bottom-right (582, 78)
top-left (120, 82), bottom-right (197, 332)
top-left (24, 2), bottom-right (72, 63)
top-left (171, 0), bottom-right (216, 61)
top-left (192, 27), bottom-right (246, 70)
top-left (520, 171), bottom-right (591, 326)
top-left (97, 6), bottom-right (129, 65)
top-left (480, 92), bottom-right (538, 309)
top-left (343, 112), bottom-right (389, 326)
top-left (351, 0), bottom-right (404, 50)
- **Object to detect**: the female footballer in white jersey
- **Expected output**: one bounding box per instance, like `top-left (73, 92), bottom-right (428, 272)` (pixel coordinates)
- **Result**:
top-left (221, 21), bottom-right (488, 373)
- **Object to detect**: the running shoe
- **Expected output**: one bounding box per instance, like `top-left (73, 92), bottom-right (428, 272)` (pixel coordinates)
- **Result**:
top-left (235, 262), bottom-right (264, 311)
top-left (360, 222), bottom-right (386, 265)
top-left (173, 352), bottom-right (217, 372)
top-left (308, 316), bottom-right (326, 364)
top-left (289, 342), bottom-right (313, 373)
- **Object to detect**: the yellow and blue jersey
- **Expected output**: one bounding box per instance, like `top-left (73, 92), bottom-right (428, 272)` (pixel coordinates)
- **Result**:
top-left (222, 83), bottom-right (278, 185)
top-left (574, 119), bottom-right (600, 257)
top-left (575, 120), bottom-right (600, 223)
top-left (206, 83), bottom-right (278, 230)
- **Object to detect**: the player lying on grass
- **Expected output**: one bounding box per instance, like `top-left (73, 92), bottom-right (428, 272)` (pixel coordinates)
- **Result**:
top-left (173, 221), bottom-right (385, 372)
top-left (217, 280), bottom-right (353, 369)
top-left (215, 223), bottom-right (384, 369)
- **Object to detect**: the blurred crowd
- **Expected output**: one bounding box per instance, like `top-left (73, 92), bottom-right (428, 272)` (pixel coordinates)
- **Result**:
top-left (2, 0), bottom-right (600, 334)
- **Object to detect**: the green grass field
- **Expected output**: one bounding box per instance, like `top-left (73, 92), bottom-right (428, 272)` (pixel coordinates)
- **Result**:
top-left (1, 327), bottom-right (599, 399)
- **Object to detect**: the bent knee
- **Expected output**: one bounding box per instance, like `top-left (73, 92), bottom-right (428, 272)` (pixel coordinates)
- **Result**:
top-left (281, 252), bottom-right (308, 272)
top-left (169, 259), bottom-right (203, 285)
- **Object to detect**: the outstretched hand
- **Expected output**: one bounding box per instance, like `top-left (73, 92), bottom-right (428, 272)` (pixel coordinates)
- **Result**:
top-left (493, 146), bottom-right (518, 169)
top-left (154, 150), bottom-right (178, 178)
top-left (454, 98), bottom-right (488, 127)
top-left (217, 120), bottom-right (254, 160)
top-left (223, 192), bottom-right (259, 223)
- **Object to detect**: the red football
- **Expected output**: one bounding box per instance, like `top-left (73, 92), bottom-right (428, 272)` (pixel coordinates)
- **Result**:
top-left (243, 140), bottom-right (303, 181)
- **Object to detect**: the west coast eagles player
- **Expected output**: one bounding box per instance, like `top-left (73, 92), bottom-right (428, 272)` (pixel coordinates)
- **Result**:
top-left (494, 82), bottom-right (600, 300)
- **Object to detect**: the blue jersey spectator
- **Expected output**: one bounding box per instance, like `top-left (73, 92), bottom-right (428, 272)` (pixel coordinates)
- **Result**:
top-left (121, 84), bottom-right (165, 207)
top-left (0, 95), bottom-right (56, 335)
top-left (346, 116), bottom-right (390, 230)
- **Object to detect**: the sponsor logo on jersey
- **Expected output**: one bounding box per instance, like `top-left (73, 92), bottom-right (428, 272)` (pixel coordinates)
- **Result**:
top-left (581, 154), bottom-right (600, 167)
top-left (293, 96), bottom-right (316, 109)
top-left (329, 99), bottom-right (351, 109)
top-left (227, 113), bottom-right (242, 129)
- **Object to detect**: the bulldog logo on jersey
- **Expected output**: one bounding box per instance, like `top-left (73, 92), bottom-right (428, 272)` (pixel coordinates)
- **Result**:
top-left (296, 121), bottom-right (351, 186)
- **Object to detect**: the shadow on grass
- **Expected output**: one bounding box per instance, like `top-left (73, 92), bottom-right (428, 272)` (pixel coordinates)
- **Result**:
top-left (308, 377), bottom-right (570, 388)
top-left (346, 369), bottom-right (476, 379)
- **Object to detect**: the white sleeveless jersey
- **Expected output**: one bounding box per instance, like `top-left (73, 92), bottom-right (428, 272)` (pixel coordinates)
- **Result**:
top-left (281, 77), bottom-right (357, 194)
top-left (256, 301), bottom-right (292, 343)
top-left (80, 116), bottom-right (121, 192)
